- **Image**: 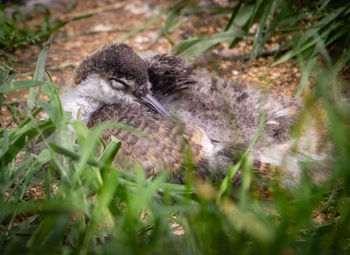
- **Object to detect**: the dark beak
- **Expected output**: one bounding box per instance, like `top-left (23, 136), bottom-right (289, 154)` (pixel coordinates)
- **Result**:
top-left (142, 93), bottom-right (170, 117)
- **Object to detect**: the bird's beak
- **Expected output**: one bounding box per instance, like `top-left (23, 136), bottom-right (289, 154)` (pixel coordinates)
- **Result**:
top-left (142, 93), bottom-right (170, 117)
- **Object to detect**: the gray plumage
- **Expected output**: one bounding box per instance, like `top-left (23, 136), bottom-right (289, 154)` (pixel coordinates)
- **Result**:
top-left (61, 42), bottom-right (332, 186)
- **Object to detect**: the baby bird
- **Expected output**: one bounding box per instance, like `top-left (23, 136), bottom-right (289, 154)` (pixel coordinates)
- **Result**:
top-left (61, 42), bottom-right (331, 186)
top-left (60, 43), bottom-right (233, 183)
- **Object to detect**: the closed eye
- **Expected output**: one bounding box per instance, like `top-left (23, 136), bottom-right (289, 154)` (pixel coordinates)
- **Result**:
top-left (109, 78), bottom-right (129, 90)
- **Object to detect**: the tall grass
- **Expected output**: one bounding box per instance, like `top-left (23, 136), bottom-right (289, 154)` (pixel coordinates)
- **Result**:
top-left (0, 35), bottom-right (349, 254)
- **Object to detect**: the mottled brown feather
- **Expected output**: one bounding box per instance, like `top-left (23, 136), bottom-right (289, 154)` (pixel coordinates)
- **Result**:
top-left (87, 103), bottom-right (210, 182)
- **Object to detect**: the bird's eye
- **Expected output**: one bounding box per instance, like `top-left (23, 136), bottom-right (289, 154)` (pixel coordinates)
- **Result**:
top-left (109, 78), bottom-right (128, 90)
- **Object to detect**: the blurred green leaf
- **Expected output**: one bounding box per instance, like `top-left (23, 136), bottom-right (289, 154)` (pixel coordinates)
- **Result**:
top-left (98, 136), bottom-right (121, 166)
top-left (217, 112), bottom-right (265, 203)
top-left (295, 57), bottom-right (317, 97)
top-left (27, 35), bottom-right (52, 111)
top-left (0, 80), bottom-right (48, 93)
top-left (176, 30), bottom-right (244, 57)
top-left (0, 119), bottom-right (54, 167)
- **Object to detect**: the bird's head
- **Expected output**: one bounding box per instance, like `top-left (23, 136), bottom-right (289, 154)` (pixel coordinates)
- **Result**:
top-left (73, 43), bottom-right (169, 116)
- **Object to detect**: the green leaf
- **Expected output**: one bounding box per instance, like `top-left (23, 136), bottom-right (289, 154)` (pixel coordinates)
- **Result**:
top-left (0, 67), bottom-right (10, 85)
top-left (0, 80), bottom-right (48, 93)
top-left (176, 30), bottom-right (244, 57)
top-left (1, 129), bottom-right (9, 158)
top-left (70, 121), bottom-right (89, 145)
top-left (67, 121), bottom-right (141, 183)
top-left (48, 142), bottom-right (136, 182)
top-left (295, 57), bottom-right (317, 98)
top-left (224, 1), bottom-right (243, 31)
top-left (0, 120), bottom-right (54, 167)
top-left (232, 3), bottom-right (255, 28)
top-left (248, 0), bottom-right (279, 65)
top-left (98, 136), bottom-right (121, 166)
top-left (27, 35), bottom-right (52, 112)
top-left (217, 112), bottom-right (265, 203)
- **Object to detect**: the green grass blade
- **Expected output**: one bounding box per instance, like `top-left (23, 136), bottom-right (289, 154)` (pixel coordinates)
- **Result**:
top-left (216, 112), bottom-right (265, 203)
top-left (49, 142), bottom-right (104, 168)
top-left (98, 136), bottom-right (121, 166)
top-left (7, 107), bottom-right (43, 138)
top-left (232, 3), bottom-right (255, 28)
top-left (0, 120), bottom-right (54, 167)
top-left (0, 80), bottom-right (47, 93)
top-left (70, 121), bottom-right (89, 145)
top-left (295, 57), bottom-right (317, 97)
top-left (0, 67), bottom-right (10, 85)
top-left (152, 10), bottom-right (177, 47)
top-left (27, 35), bottom-right (52, 112)
top-left (244, 0), bottom-right (263, 33)
top-left (176, 30), bottom-right (244, 57)
top-left (224, 1), bottom-right (242, 31)
top-left (248, 0), bottom-right (279, 65)
top-left (0, 129), bottom-right (9, 158)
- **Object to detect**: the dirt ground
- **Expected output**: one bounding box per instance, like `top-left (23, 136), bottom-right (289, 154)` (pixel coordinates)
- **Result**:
top-left (2, 0), bottom-right (302, 126)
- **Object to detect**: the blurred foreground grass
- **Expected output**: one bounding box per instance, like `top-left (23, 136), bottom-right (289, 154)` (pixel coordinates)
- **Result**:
top-left (0, 36), bottom-right (349, 254)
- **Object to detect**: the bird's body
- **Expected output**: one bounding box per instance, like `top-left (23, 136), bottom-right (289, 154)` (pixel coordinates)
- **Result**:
top-left (60, 43), bottom-right (331, 185)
